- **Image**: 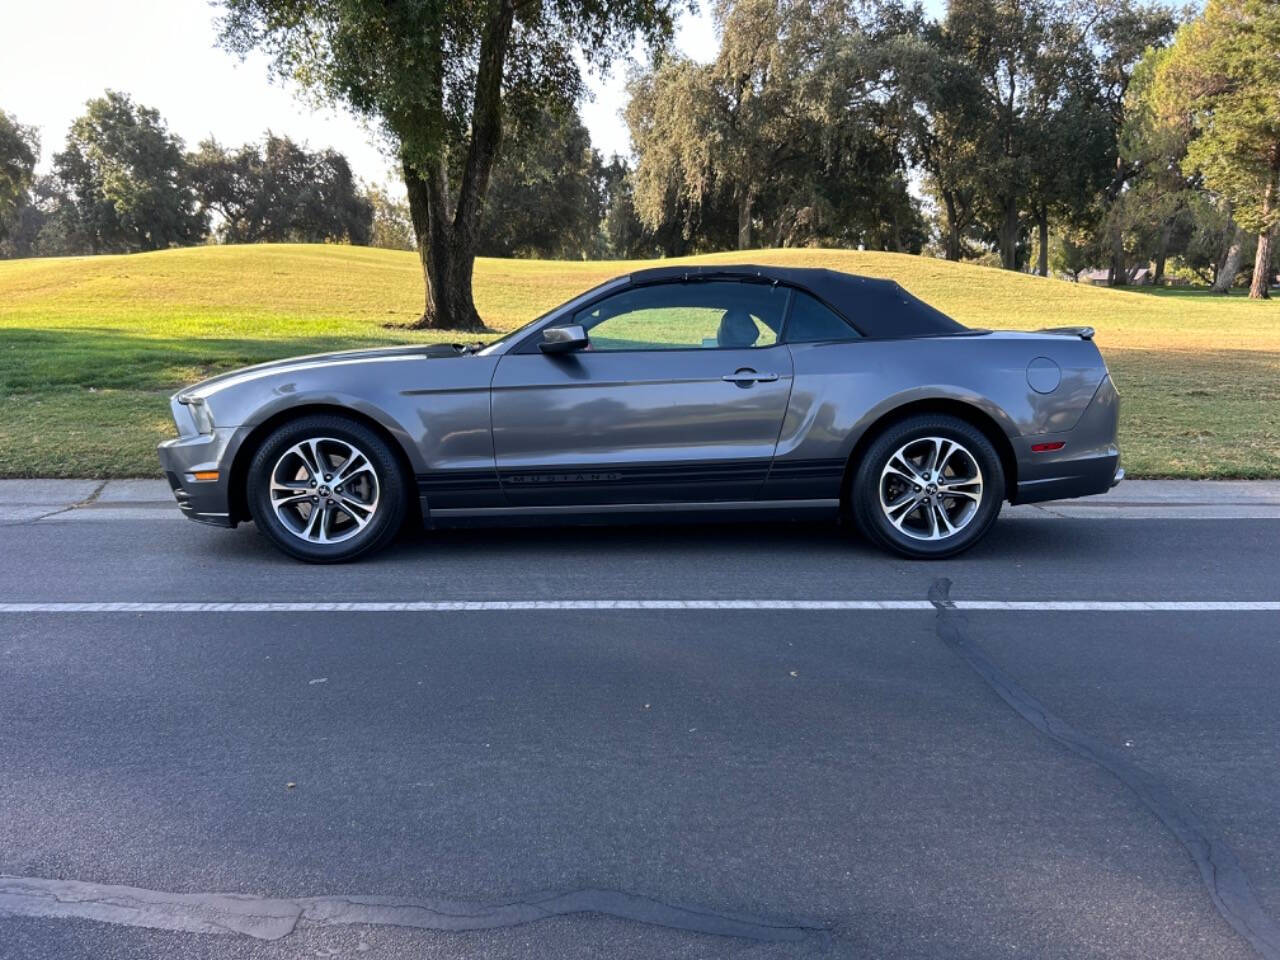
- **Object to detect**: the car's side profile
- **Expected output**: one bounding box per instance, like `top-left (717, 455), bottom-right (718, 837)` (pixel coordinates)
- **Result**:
top-left (157, 265), bottom-right (1122, 562)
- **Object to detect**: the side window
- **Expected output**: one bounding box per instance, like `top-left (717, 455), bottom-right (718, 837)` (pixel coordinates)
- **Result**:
top-left (784, 292), bottom-right (861, 343)
top-left (572, 281), bottom-right (787, 351)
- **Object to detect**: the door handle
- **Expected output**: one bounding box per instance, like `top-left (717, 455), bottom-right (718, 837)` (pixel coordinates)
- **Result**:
top-left (721, 370), bottom-right (779, 384)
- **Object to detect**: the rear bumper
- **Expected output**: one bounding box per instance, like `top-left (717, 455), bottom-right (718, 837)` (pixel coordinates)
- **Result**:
top-left (156, 428), bottom-right (237, 526)
top-left (1012, 375), bottom-right (1121, 505)
top-left (1013, 449), bottom-right (1121, 504)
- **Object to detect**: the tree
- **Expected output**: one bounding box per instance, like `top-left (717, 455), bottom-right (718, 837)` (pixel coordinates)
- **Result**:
top-left (219, 0), bottom-right (683, 332)
top-left (190, 134), bottom-right (372, 244)
top-left (0, 175), bottom-right (75, 259)
top-left (0, 111), bottom-right (39, 248)
top-left (1087, 0), bottom-right (1178, 285)
top-left (52, 92), bottom-right (205, 254)
top-left (1049, 223), bottom-right (1095, 280)
top-left (626, 57), bottom-right (735, 249)
top-left (1099, 43), bottom-right (1196, 286)
top-left (932, 0), bottom-right (1121, 273)
top-left (1155, 0), bottom-right (1280, 298)
top-left (938, 0), bottom-right (1059, 271)
top-left (1179, 193), bottom-right (1252, 289)
top-left (1025, 18), bottom-right (1118, 278)
top-left (893, 0), bottom-right (1171, 273)
top-left (888, 23), bottom-right (985, 261)
top-left (365, 184), bottom-right (416, 251)
top-left (597, 154), bottom-right (689, 257)
top-left (475, 103), bottom-right (604, 258)
top-left (627, 0), bottom-right (923, 254)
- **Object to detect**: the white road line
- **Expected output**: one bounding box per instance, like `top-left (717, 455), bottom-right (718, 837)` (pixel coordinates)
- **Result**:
top-left (958, 601), bottom-right (1280, 611)
top-left (0, 600), bottom-right (1276, 613)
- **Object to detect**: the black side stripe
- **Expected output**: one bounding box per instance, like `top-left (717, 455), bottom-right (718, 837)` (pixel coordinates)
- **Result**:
top-left (767, 458), bottom-right (846, 480)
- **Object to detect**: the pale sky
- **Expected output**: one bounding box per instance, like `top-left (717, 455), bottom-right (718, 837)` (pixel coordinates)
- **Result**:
top-left (1, 0), bottom-right (940, 193)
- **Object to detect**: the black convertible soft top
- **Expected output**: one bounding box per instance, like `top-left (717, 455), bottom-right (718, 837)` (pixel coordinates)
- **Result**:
top-left (627, 264), bottom-right (967, 340)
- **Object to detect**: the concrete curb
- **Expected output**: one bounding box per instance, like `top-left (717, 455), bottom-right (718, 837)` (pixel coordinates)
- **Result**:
top-left (2, 478), bottom-right (1280, 523)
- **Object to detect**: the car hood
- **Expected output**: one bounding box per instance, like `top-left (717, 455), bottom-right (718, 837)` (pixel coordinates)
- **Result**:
top-left (176, 342), bottom-right (465, 401)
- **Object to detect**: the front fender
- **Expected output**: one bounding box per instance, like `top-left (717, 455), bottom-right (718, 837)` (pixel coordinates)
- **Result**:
top-left (231, 389), bottom-right (428, 474)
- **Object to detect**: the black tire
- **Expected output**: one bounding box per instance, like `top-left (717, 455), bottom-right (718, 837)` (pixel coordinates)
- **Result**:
top-left (246, 414), bottom-right (408, 563)
top-left (850, 413), bottom-right (1004, 560)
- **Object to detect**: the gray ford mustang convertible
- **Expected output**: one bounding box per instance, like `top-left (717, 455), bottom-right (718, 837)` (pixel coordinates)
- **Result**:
top-left (157, 265), bottom-right (1122, 562)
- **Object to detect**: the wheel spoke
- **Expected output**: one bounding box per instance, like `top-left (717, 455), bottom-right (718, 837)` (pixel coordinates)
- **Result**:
top-left (924, 500), bottom-right (939, 538)
top-left (884, 487), bottom-right (918, 510)
top-left (931, 439), bottom-right (955, 477)
top-left (887, 503), bottom-right (914, 531)
top-left (932, 501), bottom-right (956, 538)
top-left (887, 496), bottom-right (920, 526)
top-left (301, 503), bottom-right (325, 542)
top-left (938, 482), bottom-right (981, 502)
top-left (333, 496), bottom-right (372, 529)
top-left (886, 455), bottom-right (923, 484)
top-left (335, 452), bottom-right (371, 484)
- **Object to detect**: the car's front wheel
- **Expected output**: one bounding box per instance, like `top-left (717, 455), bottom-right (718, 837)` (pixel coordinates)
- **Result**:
top-left (851, 414), bottom-right (1004, 559)
top-left (246, 414), bottom-right (407, 563)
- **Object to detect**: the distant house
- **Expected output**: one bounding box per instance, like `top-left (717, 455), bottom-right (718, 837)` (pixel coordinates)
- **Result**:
top-left (1080, 267), bottom-right (1150, 286)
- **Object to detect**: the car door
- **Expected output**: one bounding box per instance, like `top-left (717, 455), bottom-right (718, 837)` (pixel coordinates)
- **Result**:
top-left (490, 279), bottom-right (795, 506)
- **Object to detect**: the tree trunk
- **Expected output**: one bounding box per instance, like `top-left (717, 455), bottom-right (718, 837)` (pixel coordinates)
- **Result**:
top-left (943, 192), bottom-right (962, 261)
top-left (1248, 154), bottom-right (1277, 300)
top-left (1036, 208), bottom-right (1048, 277)
top-left (1153, 220), bottom-right (1173, 286)
top-left (403, 160), bottom-right (486, 332)
top-left (1250, 230), bottom-right (1273, 300)
top-left (1107, 218), bottom-right (1126, 287)
top-left (999, 199), bottom-right (1019, 270)
top-left (1212, 223), bottom-right (1245, 294)
top-left (736, 188), bottom-right (753, 250)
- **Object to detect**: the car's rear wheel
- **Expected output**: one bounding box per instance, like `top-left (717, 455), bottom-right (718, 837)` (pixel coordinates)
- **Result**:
top-left (851, 414), bottom-right (1004, 559)
top-left (246, 414), bottom-right (407, 563)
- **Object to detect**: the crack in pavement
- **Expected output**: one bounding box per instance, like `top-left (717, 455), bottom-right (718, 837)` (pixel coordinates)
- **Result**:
top-left (2, 481), bottom-right (109, 526)
top-left (0, 876), bottom-right (825, 944)
top-left (927, 577), bottom-right (1280, 960)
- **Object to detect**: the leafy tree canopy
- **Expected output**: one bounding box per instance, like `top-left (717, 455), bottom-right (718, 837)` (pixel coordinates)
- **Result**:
top-left (475, 103), bottom-right (605, 259)
top-left (190, 133), bottom-right (372, 244)
top-left (0, 111), bottom-right (39, 243)
top-left (1155, 0), bottom-right (1280, 296)
top-left (627, 0), bottom-right (926, 253)
top-left (53, 91), bottom-right (205, 254)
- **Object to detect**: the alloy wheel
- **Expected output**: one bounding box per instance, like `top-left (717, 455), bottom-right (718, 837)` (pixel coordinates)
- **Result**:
top-left (877, 435), bottom-right (984, 542)
top-left (269, 437), bottom-right (381, 544)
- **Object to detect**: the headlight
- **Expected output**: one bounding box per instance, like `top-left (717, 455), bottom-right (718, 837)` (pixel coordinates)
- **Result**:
top-left (178, 394), bottom-right (215, 435)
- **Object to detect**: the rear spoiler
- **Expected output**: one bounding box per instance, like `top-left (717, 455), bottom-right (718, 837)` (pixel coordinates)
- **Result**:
top-left (1037, 326), bottom-right (1095, 340)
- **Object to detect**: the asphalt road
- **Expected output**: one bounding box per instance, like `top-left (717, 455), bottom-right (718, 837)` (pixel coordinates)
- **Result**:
top-left (2, 508), bottom-right (1279, 959)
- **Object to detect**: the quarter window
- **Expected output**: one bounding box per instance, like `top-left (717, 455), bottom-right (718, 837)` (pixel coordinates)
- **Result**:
top-left (571, 280), bottom-right (788, 351)
top-left (784, 292), bottom-right (860, 343)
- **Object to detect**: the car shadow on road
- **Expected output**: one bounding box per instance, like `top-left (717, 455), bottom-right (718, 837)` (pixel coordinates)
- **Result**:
top-left (365, 513), bottom-right (1104, 566)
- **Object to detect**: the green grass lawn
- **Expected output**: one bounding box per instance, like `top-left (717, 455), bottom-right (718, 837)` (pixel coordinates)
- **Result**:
top-left (1, 243), bottom-right (1277, 478)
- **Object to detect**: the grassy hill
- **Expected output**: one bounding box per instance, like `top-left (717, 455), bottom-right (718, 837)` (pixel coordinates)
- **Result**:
top-left (1, 243), bottom-right (1277, 478)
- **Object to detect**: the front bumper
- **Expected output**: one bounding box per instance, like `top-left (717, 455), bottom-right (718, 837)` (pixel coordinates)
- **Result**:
top-left (156, 428), bottom-right (238, 527)
top-left (1011, 375), bottom-right (1121, 505)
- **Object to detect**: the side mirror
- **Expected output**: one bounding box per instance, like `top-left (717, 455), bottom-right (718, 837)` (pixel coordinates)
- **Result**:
top-left (539, 325), bottom-right (589, 354)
